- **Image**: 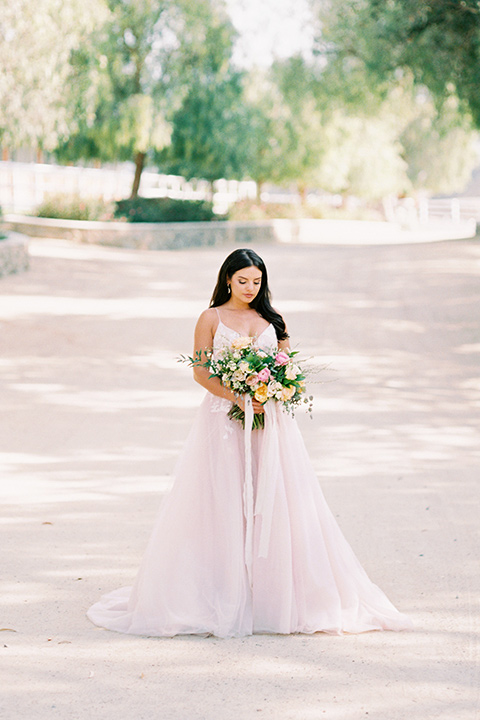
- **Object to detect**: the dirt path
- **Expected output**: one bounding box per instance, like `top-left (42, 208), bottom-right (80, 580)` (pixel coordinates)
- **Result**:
top-left (1, 237), bottom-right (479, 720)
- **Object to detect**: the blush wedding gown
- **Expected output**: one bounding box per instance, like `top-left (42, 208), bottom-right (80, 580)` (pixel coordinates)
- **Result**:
top-left (87, 319), bottom-right (412, 637)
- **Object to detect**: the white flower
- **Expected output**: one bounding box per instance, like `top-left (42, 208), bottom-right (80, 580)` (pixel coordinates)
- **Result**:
top-left (232, 369), bottom-right (246, 382)
top-left (285, 364), bottom-right (300, 380)
top-left (239, 361), bottom-right (249, 373)
top-left (267, 380), bottom-right (283, 397)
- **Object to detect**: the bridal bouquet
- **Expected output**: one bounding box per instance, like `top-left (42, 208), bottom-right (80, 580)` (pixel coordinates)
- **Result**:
top-left (181, 336), bottom-right (312, 429)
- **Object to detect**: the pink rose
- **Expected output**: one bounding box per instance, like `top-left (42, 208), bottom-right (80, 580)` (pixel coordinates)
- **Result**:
top-left (245, 374), bottom-right (258, 386)
top-left (274, 351), bottom-right (290, 366)
top-left (256, 367), bottom-right (271, 383)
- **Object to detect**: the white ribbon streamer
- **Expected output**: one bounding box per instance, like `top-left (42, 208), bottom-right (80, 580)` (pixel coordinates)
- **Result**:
top-left (243, 399), bottom-right (281, 588)
top-left (255, 402), bottom-right (280, 558)
top-left (243, 395), bottom-right (254, 587)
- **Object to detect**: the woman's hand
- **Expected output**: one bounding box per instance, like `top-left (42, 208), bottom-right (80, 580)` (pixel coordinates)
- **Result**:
top-left (234, 394), bottom-right (265, 414)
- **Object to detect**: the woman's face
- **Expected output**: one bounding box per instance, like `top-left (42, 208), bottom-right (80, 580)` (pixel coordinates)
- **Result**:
top-left (229, 265), bottom-right (262, 304)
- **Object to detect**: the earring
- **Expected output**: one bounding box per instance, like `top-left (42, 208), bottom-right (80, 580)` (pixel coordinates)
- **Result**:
top-left (227, 284), bottom-right (231, 294)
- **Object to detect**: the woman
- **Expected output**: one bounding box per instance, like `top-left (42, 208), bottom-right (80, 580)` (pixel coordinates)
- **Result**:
top-left (87, 248), bottom-right (412, 637)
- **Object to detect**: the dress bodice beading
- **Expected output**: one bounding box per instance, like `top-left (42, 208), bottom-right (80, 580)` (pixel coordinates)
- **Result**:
top-left (213, 319), bottom-right (277, 355)
top-left (209, 319), bottom-right (277, 414)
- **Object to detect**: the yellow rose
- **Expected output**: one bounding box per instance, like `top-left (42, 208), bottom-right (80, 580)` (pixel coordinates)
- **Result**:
top-left (231, 336), bottom-right (252, 350)
top-left (281, 385), bottom-right (296, 401)
top-left (254, 383), bottom-right (268, 403)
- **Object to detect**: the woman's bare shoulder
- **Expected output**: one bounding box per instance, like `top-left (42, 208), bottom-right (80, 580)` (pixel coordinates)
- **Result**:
top-left (195, 307), bottom-right (218, 330)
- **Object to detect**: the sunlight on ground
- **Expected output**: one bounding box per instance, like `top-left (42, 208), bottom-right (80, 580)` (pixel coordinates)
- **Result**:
top-left (1, 239), bottom-right (479, 720)
top-left (29, 241), bottom-right (145, 263)
top-left (0, 295), bottom-right (206, 319)
top-left (8, 385), bottom-right (203, 411)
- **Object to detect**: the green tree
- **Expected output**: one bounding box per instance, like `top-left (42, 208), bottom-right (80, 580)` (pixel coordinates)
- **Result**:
top-left (236, 73), bottom-right (290, 201)
top-left (57, 0), bottom-right (236, 197)
top-left (315, 112), bottom-right (410, 201)
top-left (313, 77), bottom-right (476, 201)
top-left (258, 56), bottom-right (406, 202)
top-left (57, 0), bottom-right (175, 196)
top-left (160, 71), bottom-right (252, 193)
top-left (315, 0), bottom-right (480, 127)
top-left (156, 10), bottom-right (250, 191)
top-left (262, 57), bottom-right (328, 200)
top-left (0, 0), bottom-right (101, 153)
top-left (400, 93), bottom-right (478, 195)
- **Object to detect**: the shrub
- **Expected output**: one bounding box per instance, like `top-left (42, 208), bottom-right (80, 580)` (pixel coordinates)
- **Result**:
top-left (0, 205), bottom-right (6, 240)
top-left (114, 196), bottom-right (221, 223)
top-left (36, 194), bottom-right (112, 221)
top-left (228, 199), bottom-right (383, 222)
top-left (228, 200), bottom-right (306, 221)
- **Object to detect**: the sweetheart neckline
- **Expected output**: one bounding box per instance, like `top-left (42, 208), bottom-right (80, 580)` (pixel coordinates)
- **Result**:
top-left (216, 319), bottom-right (274, 341)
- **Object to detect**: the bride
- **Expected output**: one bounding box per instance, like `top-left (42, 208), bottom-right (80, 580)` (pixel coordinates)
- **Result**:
top-left (87, 248), bottom-right (412, 637)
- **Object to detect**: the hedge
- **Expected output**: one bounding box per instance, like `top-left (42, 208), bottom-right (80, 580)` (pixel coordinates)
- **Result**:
top-left (114, 197), bottom-right (222, 223)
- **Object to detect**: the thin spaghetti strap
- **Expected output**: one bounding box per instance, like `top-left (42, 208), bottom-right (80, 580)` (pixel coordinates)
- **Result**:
top-left (215, 307), bottom-right (221, 322)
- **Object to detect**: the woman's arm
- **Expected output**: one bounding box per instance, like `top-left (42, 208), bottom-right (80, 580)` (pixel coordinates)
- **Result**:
top-left (192, 309), bottom-right (238, 403)
top-left (278, 335), bottom-right (290, 352)
top-left (192, 308), bottom-right (265, 413)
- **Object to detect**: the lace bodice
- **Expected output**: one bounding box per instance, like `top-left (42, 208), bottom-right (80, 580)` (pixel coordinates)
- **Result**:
top-left (213, 319), bottom-right (278, 354)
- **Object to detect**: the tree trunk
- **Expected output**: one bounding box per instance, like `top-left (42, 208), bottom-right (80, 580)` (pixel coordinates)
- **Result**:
top-left (297, 182), bottom-right (307, 205)
top-left (256, 181), bottom-right (263, 204)
top-left (209, 180), bottom-right (215, 202)
top-left (131, 151), bottom-right (146, 198)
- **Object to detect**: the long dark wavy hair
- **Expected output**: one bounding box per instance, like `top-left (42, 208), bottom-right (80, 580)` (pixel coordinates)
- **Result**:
top-left (210, 248), bottom-right (288, 342)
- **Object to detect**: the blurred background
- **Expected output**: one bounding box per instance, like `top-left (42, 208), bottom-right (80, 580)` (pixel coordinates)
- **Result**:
top-left (1, 0), bottom-right (480, 225)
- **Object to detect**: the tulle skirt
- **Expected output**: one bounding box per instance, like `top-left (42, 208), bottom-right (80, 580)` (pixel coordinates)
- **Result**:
top-left (87, 394), bottom-right (412, 637)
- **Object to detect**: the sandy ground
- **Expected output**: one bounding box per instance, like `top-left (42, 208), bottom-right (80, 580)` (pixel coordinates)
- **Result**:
top-left (1, 236), bottom-right (479, 720)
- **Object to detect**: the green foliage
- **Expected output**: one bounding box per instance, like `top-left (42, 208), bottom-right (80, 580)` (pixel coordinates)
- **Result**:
top-left (113, 197), bottom-right (219, 222)
top-left (313, 109), bottom-right (410, 199)
top-left (241, 75), bottom-right (289, 193)
top-left (3, 0), bottom-right (477, 205)
top-left (228, 201), bottom-right (305, 221)
top-left (316, 0), bottom-right (480, 128)
top-left (254, 56), bottom-right (410, 201)
top-left (159, 71), bottom-right (252, 183)
top-left (267, 58), bottom-right (328, 193)
top-left (0, 0), bottom-right (101, 150)
top-left (55, 0), bottom-right (238, 196)
top-left (36, 194), bottom-right (112, 221)
top-left (228, 200), bottom-right (382, 222)
top-left (56, 0), bottom-right (174, 166)
top-left (400, 94), bottom-right (478, 195)
top-left (0, 205), bottom-right (5, 240)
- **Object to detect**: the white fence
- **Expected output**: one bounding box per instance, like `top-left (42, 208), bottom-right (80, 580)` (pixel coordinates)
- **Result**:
top-left (0, 161), bottom-right (257, 214)
top-left (1, 161), bottom-right (479, 224)
top-left (421, 197), bottom-right (480, 223)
